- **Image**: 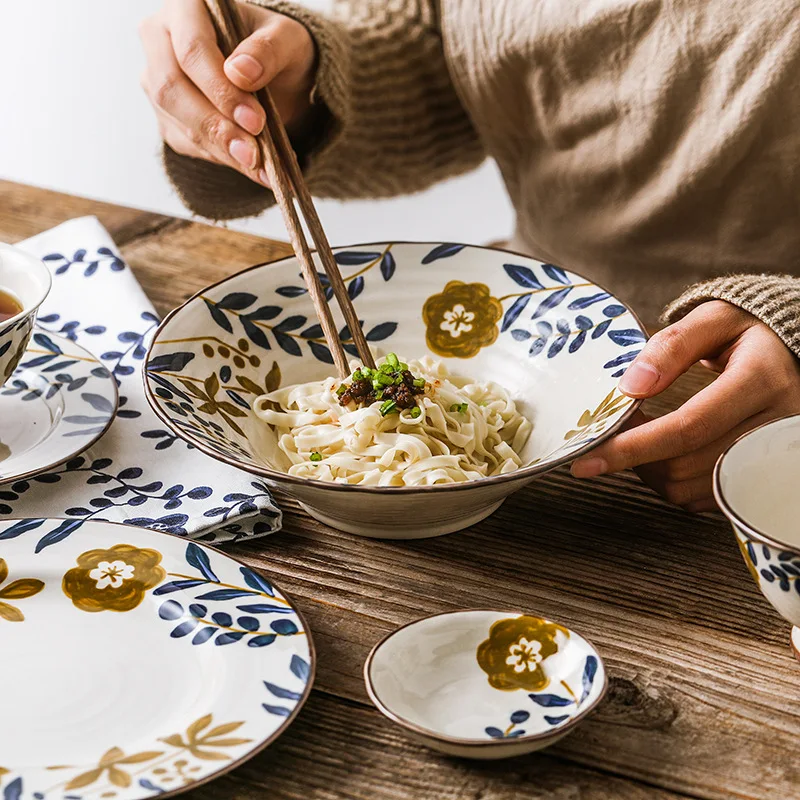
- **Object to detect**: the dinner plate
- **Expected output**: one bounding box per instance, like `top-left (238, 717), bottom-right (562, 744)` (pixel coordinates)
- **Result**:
top-left (0, 519), bottom-right (314, 800)
top-left (0, 332), bottom-right (118, 484)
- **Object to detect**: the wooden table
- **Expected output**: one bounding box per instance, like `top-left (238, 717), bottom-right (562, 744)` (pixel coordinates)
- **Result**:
top-left (2, 179), bottom-right (797, 800)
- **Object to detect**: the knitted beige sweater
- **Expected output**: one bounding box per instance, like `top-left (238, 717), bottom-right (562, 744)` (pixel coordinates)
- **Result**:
top-left (163, 0), bottom-right (800, 347)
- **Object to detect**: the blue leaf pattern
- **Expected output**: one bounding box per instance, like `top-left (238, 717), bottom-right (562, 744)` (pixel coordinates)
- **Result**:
top-left (291, 654), bottom-right (311, 683)
top-left (529, 694), bottom-right (573, 707)
top-left (2, 227), bottom-right (281, 543)
top-left (492, 261), bottom-right (643, 369)
top-left (501, 294), bottom-right (531, 332)
top-left (186, 542), bottom-right (219, 582)
top-left (503, 264), bottom-right (544, 290)
top-left (421, 243), bottom-right (465, 264)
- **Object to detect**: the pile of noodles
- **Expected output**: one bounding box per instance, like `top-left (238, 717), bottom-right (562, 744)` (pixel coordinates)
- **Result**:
top-left (253, 356), bottom-right (531, 487)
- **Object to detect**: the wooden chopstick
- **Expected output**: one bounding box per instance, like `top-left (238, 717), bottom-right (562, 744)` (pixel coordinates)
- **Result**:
top-left (205, 0), bottom-right (376, 378)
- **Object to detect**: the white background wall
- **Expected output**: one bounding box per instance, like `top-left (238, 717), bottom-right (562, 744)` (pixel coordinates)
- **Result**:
top-left (0, 0), bottom-right (513, 247)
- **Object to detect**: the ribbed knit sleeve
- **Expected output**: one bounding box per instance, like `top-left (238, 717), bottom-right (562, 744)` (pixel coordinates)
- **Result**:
top-left (162, 0), bottom-right (485, 221)
top-left (663, 275), bottom-right (800, 357)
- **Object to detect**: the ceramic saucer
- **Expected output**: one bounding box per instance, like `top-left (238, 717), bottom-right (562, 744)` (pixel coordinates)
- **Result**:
top-left (0, 332), bottom-right (117, 484)
top-left (364, 609), bottom-right (606, 759)
top-left (0, 518), bottom-right (314, 799)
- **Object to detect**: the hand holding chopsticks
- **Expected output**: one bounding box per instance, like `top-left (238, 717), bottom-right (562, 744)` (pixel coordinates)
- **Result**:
top-left (204, 0), bottom-right (375, 379)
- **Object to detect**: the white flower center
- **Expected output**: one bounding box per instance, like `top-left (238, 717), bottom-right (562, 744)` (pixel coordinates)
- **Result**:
top-left (89, 560), bottom-right (135, 590)
top-left (505, 636), bottom-right (543, 673)
top-left (440, 304), bottom-right (475, 338)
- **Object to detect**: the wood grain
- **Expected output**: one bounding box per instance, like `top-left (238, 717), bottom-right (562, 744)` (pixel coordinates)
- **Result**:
top-left (4, 180), bottom-right (798, 800)
top-left (226, 483), bottom-right (800, 800)
top-left (182, 691), bottom-right (689, 800)
top-left (0, 179), bottom-right (293, 316)
top-left (0, 179), bottom-right (176, 246)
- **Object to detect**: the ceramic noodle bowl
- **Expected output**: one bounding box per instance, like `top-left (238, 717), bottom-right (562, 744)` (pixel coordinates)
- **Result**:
top-left (363, 610), bottom-right (606, 759)
top-left (714, 414), bottom-right (800, 659)
top-left (145, 242), bottom-right (646, 538)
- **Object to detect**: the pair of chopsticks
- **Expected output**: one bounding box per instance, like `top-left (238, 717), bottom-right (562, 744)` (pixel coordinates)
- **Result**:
top-left (205, 0), bottom-right (375, 379)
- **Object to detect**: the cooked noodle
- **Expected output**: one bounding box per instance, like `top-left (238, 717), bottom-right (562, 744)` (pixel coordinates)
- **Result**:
top-left (253, 356), bottom-right (531, 486)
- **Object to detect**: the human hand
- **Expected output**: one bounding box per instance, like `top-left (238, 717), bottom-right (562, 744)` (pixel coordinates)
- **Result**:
top-left (571, 301), bottom-right (800, 511)
top-left (139, 0), bottom-right (315, 182)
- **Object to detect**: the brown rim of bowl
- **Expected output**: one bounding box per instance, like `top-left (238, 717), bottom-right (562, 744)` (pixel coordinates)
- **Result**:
top-left (362, 608), bottom-right (607, 749)
top-left (713, 413), bottom-right (800, 553)
top-left (143, 240), bottom-right (645, 495)
top-left (0, 517), bottom-right (316, 800)
top-left (0, 335), bottom-right (120, 484)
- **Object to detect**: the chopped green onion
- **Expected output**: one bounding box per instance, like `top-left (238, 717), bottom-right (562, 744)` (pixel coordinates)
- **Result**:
top-left (377, 373), bottom-right (393, 386)
top-left (361, 367), bottom-right (373, 379)
top-left (413, 378), bottom-right (426, 388)
top-left (410, 406), bottom-right (422, 418)
top-left (450, 403), bottom-right (468, 413)
top-left (336, 384), bottom-right (347, 396)
top-left (352, 369), bottom-right (363, 381)
top-left (375, 390), bottom-right (384, 400)
top-left (399, 362), bottom-right (409, 372)
top-left (380, 399), bottom-right (398, 416)
top-left (310, 452), bottom-right (323, 462)
top-left (386, 353), bottom-right (399, 368)
top-left (393, 374), bottom-right (404, 385)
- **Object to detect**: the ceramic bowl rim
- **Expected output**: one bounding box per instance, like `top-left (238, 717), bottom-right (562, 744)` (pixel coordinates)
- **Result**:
top-left (0, 516), bottom-right (317, 800)
top-left (362, 607), bottom-right (608, 749)
top-left (143, 240), bottom-right (645, 496)
top-left (713, 412), bottom-right (800, 554)
top-left (0, 333), bottom-right (120, 483)
top-left (0, 242), bottom-right (53, 327)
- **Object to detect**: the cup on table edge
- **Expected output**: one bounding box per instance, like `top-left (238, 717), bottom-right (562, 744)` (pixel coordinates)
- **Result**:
top-left (714, 414), bottom-right (800, 661)
top-left (0, 242), bottom-right (52, 387)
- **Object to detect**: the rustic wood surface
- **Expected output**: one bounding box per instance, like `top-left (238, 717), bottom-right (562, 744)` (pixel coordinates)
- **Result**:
top-left (2, 179), bottom-right (798, 800)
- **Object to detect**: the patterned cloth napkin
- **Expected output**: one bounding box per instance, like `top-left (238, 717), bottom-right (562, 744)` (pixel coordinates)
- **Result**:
top-left (0, 216), bottom-right (282, 543)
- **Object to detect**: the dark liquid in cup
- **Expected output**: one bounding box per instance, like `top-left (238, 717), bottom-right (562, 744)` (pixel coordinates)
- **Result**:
top-left (0, 289), bottom-right (22, 323)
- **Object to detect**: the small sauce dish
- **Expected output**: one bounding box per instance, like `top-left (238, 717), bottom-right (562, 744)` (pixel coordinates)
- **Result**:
top-left (364, 609), bottom-right (606, 759)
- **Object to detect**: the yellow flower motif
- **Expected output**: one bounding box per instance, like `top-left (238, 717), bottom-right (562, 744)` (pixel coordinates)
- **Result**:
top-left (90, 560), bottom-right (136, 589)
top-left (64, 747), bottom-right (164, 791)
top-left (477, 615), bottom-right (568, 692)
top-left (440, 304), bottom-right (475, 338)
top-left (423, 281), bottom-right (503, 358)
top-left (0, 557), bottom-right (45, 622)
top-left (159, 714), bottom-right (252, 761)
top-left (179, 373), bottom-right (247, 436)
top-left (505, 636), bottom-right (543, 674)
top-left (62, 544), bottom-right (166, 613)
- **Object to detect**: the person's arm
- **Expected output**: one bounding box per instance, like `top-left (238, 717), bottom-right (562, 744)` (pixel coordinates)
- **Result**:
top-left (570, 277), bottom-right (800, 512)
top-left (662, 274), bottom-right (800, 355)
top-left (156, 0), bottom-right (485, 220)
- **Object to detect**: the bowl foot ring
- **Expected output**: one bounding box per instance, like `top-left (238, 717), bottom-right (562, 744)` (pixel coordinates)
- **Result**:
top-left (300, 499), bottom-right (505, 539)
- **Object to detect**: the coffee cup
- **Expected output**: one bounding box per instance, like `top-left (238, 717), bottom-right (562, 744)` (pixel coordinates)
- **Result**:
top-left (0, 243), bottom-right (52, 387)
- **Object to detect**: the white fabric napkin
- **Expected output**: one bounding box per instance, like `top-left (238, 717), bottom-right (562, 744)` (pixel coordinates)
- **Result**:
top-left (0, 216), bottom-right (282, 543)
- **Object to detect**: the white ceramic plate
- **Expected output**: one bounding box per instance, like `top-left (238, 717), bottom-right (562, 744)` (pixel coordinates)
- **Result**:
top-left (0, 332), bottom-right (118, 484)
top-left (0, 519), bottom-right (314, 799)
